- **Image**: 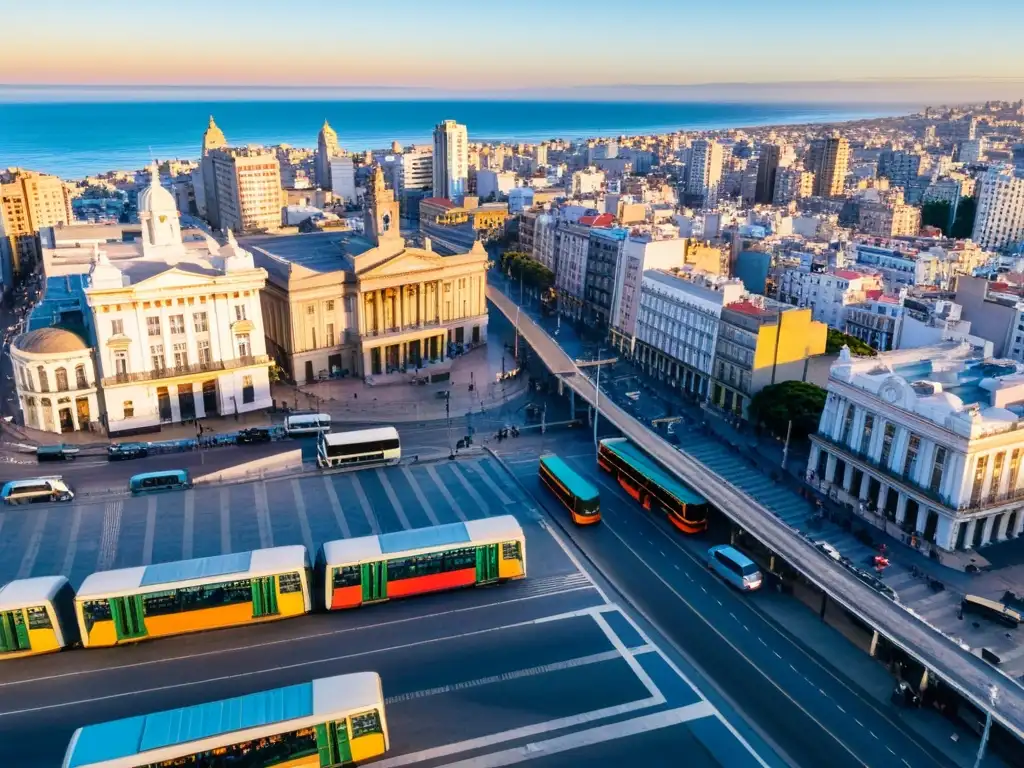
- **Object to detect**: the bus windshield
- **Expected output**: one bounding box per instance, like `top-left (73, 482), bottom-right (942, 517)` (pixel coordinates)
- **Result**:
top-left (539, 454), bottom-right (600, 524)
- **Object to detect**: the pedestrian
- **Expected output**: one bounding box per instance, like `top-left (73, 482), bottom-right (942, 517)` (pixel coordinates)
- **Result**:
top-left (353, 392), bottom-right (358, 400)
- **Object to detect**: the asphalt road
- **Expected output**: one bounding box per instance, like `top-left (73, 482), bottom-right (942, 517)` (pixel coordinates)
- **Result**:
top-left (500, 428), bottom-right (960, 768)
top-left (0, 460), bottom-right (779, 767)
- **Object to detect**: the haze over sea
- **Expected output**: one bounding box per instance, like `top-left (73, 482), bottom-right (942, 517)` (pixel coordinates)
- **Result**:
top-left (0, 98), bottom-right (909, 179)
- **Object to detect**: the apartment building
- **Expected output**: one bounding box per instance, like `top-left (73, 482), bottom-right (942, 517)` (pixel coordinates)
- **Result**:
top-left (204, 147), bottom-right (284, 233)
top-left (972, 166), bottom-right (1024, 251)
top-left (0, 169), bottom-right (73, 278)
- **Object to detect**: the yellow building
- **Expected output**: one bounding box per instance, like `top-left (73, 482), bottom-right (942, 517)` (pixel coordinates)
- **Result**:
top-left (255, 166), bottom-right (489, 382)
top-left (711, 298), bottom-right (827, 417)
top-left (1, 169), bottom-right (73, 276)
top-left (683, 239), bottom-right (729, 275)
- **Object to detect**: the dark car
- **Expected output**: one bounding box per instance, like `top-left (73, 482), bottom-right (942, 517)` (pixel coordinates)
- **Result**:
top-left (37, 444), bottom-right (80, 462)
top-left (107, 442), bottom-right (149, 461)
top-left (236, 427), bottom-right (272, 445)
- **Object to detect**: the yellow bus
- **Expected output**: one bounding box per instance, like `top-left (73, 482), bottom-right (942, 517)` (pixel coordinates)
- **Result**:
top-left (0, 575), bottom-right (78, 659)
top-left (316, 516), bottom-right (526, 610)
top-left (74, 546), bottom-right (311, 647)
top-left (63, 671), bottom-right (389, 767)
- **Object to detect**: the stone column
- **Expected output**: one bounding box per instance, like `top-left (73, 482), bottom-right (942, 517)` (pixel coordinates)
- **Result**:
top-left (398, 285), bottom-right (405, 329)
top-left (895, 494), bottom-right (908, 525)
top-left (996, 513), bottom-right (1011, 542)
top-left (1015, 511), bottom-right (1024, 537)
top-left (963, 519), bottom-right (977, 549)
top-left (915, 505), bottom-right (928, 534)
top-left (418, 282), bottom-right (425, 325)
top-left (375, 290), bottom-right (384, 332)
top-left (825, 454), bottom-right (838, 484)
top-left (437, 281), bottom-right (443, 322)
top-left (981, 515), bottom-right (995, 546)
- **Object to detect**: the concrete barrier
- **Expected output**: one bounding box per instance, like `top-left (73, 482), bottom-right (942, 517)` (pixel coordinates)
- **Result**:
top-left (193, 449), bottom-right (303, 485)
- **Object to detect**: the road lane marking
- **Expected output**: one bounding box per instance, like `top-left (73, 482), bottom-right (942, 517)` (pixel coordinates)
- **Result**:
top-left (659, 550), bottom-right (665, 557)
top-left (219, 487), bottom-right (230, 554)
top-left (290, 479), bottom-right (315, 555)
top-left (401, 466), bottom-right (440, 526)
top-left (60, 505), bottom-right (82, 574)
top-left (537, 518), bottom-right (610, 605)
top-left (253, 483), bottom-right (273, 548)
top-left (322, 475), bottom-right (351, 538)
top-left (886, 747), bottom-right (895, 755)
top-left (371, 698), bottom-right (665, 768)
top-left (376, 468), bottom-right (411, 530)
top-left (591, 610), bottom-right (665, 702)
top-left (854, 719), bottom-right (864, 727)
top-left (426, 464), bottom-right (468, 522)
top-left (386, 650), bottom-right (621, 703)
top-left (16, 507), bottom-right (47, 579)
top-left (869, 731), bottom-right (877, 740)
top-left (0, 585), bottom-right (598, 689)
top-left (96, 500), bottom-right (122, 571)
top-left (350, 474), bottom-right (380, 535)
top-left (758, 638), bottom-right (767, 646)
top-left (434, 703), bottom-right (716, 768)
top-left (182, 490), bottom-right (194, 560)
top-left (450, 463), bottom-right (493, 516)
top-left (0, 598), bottom-right (611, 715)
top-left (467, 462), bottom-right (513, 505)
top-left (142, 495), bottom-right (157, 566)
top-left (837, 705), bottom-right (846, 713)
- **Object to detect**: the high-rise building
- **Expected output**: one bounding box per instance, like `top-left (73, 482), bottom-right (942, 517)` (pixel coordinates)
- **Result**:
top-left (773, 168), bottom-right (815, 204)
top-left (0, 169), bottom-right (73, 278)
top-left (198, 116), bottom-right (229, 220)
top-left (206, 147), bottom-right (283, 233)
top-left (329, 156), bottom-right (357, 202)
top-left (316, 120), bottom-right (340, 190)
top-left (201, 115), bottom-right (227, 155)
top-left (811, 135), bottom-right (850, 198)
top-left (972, 166), bottom-right (1024, 251)
top-left (686, 139), bottom-right (724, 208)
top-left (432, 120), bottom-right (469, 201)
top-left (754, 143), bottom-right (781, 204)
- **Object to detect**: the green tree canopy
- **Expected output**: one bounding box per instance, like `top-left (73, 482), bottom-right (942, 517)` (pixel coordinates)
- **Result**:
top-left (748, 381), bottom-right (828, 440)
top-left (826, 328), bottom-right (877, 356)
top-left (921, 201), bottom-right (952, 235)
top-left (501, 251), bottom-right (555, 291)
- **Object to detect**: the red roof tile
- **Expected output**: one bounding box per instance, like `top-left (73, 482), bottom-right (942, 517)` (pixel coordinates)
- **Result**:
top-left (421, 197), bottom-right (455, 209)
top-left (726, 300), bottom-right (773, 317)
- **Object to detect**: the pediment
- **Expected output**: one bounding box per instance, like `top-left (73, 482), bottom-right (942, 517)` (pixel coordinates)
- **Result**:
top-left (358, 250), bottom-right (445, 279)
top-left (131, 267), bottom-right (219, 290)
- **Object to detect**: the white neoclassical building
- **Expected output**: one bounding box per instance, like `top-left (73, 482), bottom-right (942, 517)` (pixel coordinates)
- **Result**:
top-left (35, 162), bottom-right (273, 436)
top-left (10, 328), bottom-right (100, 434)
top-left (809, 342), bottom-right (1024, 554)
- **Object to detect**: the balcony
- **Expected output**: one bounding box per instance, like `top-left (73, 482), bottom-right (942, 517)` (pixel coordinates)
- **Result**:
top-left (102, 355), bottom-right (271, 387)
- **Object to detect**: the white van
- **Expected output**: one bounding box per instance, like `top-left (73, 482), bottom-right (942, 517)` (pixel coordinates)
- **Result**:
top-left (284, 412), bottom-right (332, 437)
top-left (1, 477), bottom-right (74, 505)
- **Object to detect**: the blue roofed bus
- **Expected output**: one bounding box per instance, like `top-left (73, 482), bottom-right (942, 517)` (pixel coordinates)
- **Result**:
top-left (74, 546), bottom-right (311, 647)
top-left (598, 437), bottom-right (708, 533)
top-left (539, 453), bottom-right (600, 524)
top-left (0, 576), bottom-right (79, 660)
top-left (62, 671), bottom-right (389, 767)
top-left (316, 516), bottom-right (526, 610)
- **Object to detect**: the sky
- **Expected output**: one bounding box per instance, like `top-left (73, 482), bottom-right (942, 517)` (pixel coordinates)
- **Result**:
top-left (3, 0), bottom-right (1024, 101)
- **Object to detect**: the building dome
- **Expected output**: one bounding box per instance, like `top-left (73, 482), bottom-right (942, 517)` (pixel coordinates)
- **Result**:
top-left (138, 162), bottom-right (177, 214)
top-left (14, 327), bottom-right (88, 355)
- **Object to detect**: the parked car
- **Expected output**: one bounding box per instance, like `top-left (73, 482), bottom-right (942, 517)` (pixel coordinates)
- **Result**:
top-left (236, 427), bottom-right (272, 445)
top-left (107, 442), bottom-right (149, 461)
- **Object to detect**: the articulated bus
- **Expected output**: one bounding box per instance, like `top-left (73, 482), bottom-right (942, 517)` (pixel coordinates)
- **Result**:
top-left (539, 453), bottom-right (600, 524)
top-left (316, 516), bottom-right (526, 610)
top-left (63, 671), bottom-right (389, 768)
top-left (598, 437), bottom-right (708, 533)
top-left (317, 426), bottom-right (401, 470)
top-left (74, 546), bottom-right (311, 647)
top-left (0, 576), bottom-right (78, 660)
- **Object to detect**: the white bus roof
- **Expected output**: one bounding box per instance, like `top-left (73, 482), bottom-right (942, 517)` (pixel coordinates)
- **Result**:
top-left (0, 575), bottom-right (68, 611)
top-left (322, 426), bottom-right (399, 447)
top-left (286, 412), bottom-right (330, 424)
top-left (63, 672), bottom-right (382, 768)
top-left (322, 515), bottom-right (523, 566)
top-left (76, 546), bottom-right (309, 601)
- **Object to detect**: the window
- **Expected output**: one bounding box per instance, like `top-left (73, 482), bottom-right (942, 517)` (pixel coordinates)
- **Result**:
top-left (235, 304), bottom-right (247, 321)
top-left (1009, 449), bottom-right (1022, 492)
top-left (306, 305), bottom-right (315, 315)
top-left (169, 314), bottom-right (185, 335)
top-left (123, 400), bottom-right (134, 418)
top-left (332, 565), bottom-right (360, 589)
top-left (114, 351), bottom-right (128, 376)
top-left (237, 333), bottom-right (251, 358)
top-left (37, 366), bottom-right (49, 392)
top-left (193, 312), bottom-right (208, 333)
top-left (930, 446), bottom-right (947, 492)
top-left (242, 374), bottom-right (254, 404)
top-left (26, 606), bottom-right (51, 630)
top-left (111, 319), bottom-right (124, 336)
top-left (150, 344), bottom-right (164, 370)
top-left (141, 578), bottom-right (252, 617)
top-left (75, 365), bottom-right (87, 389)
top-left (879, 422), bottom-right (896, 467)
top-left (859, 414), bottom-right (874, 453)
top-left (386, 546), bottom-right (477, 581)
top-left (971, 455), bottom-right (989, 505)
top-left (839, 405), bottom-right (855, 446)
top-left (173, 343), bottom-right (188, 368)
top-left (326, 323), bottom-right (335, 348)
top-left (278, 572), bottom-right (303, 593)
top-left (991, 452), bottom-right (1006, 500)
top-left (55, 367), bottom-right (68, 392)
top-left (903, 434), bottom-right (921, 478)
top-left (147, 316), bottom-right (161, 337)
top-left (197, 339), bottom-right (211, 365)
top-left (325, 300), bottom-right (335, 312)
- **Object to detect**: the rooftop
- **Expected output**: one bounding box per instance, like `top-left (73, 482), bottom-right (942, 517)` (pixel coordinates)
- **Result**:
top-left (247, 231), bottom-right (373, 279)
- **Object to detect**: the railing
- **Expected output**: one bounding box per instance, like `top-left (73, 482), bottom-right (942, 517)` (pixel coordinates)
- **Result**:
top-left (365, 320), bottom-right (443, 339)
top-left (102, 355), bottom-right (271, 386)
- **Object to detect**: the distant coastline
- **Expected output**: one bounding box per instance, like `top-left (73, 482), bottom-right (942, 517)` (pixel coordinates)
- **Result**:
top-left (0, 98), bottom-right (912, 179)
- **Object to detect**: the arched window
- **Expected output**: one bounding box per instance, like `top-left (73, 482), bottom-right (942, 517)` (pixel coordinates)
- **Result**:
top-left (75, 365), bottom-right (88, 389)
top-left (37, 366), bottom-right (49, 393)
top-left (55, 367), bottom-right (69, 392)
top-left (19, 366), bottom-right (29, 389)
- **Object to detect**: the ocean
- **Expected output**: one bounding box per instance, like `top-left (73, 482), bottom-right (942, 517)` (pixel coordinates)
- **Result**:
top-left (0, 99), bottom-right (907, 179)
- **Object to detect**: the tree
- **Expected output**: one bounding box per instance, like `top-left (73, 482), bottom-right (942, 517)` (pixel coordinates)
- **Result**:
top-left (921, 201), bottom-right (952, 235)
top-left (950, 196), bottom-right (977, 240)
top-left (748, 381), bottom-right (828, 440)
top-left (501, 251), bottom-right (554, 291)
top-left (826, 328), bottom-right (877, 357)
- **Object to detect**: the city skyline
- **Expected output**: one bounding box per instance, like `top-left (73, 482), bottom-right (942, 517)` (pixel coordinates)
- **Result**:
top-left (3, 0), bottom-right (1023, 102)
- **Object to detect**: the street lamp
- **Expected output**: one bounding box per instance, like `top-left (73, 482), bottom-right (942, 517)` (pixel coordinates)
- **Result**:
top-left (576, 350), bottom-right (619, 447)
top-left (973, 685), bottom-right (999, 768)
